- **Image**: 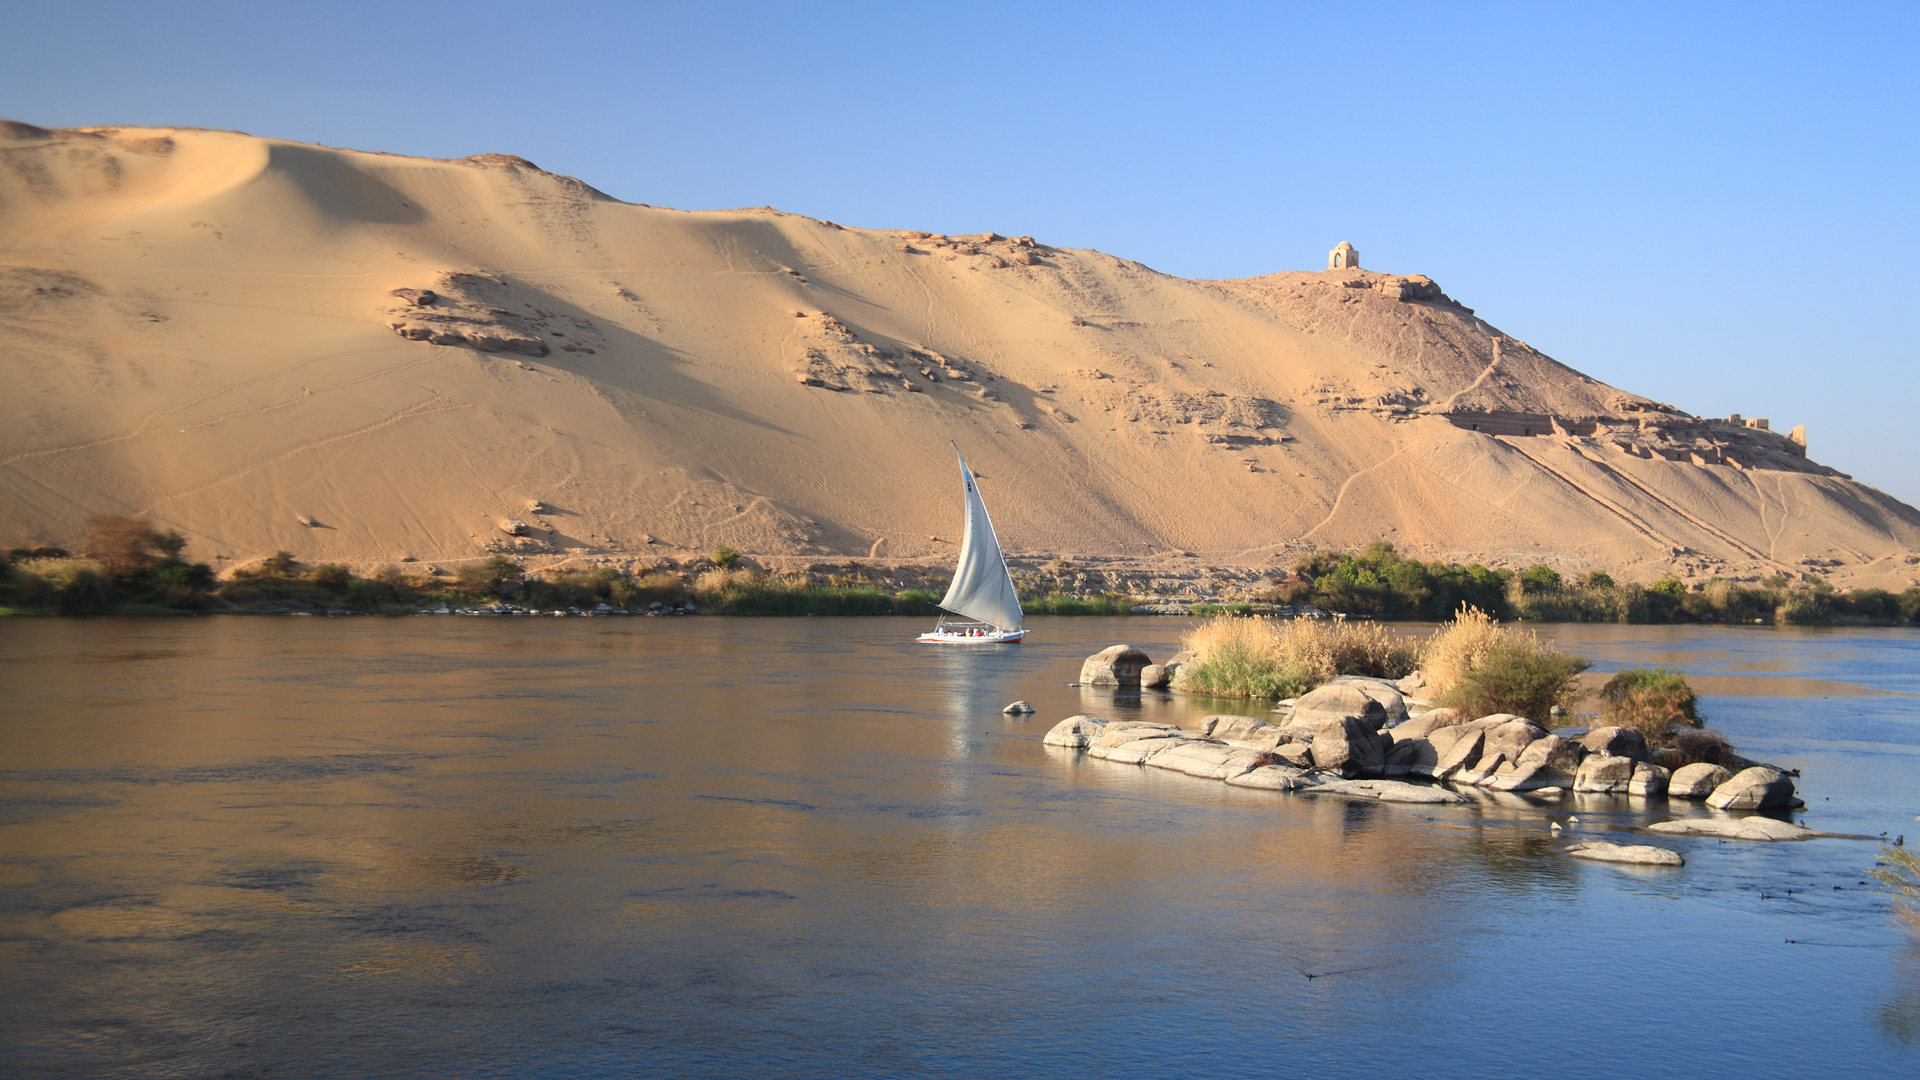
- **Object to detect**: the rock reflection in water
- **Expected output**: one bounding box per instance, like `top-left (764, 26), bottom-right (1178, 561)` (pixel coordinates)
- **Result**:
top-left (0, 616), bottom-right (1915, 1078)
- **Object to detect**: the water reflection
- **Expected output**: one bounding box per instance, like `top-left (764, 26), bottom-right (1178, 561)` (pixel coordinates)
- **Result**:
top-left (0, 616), bottom-right (1914, 1078)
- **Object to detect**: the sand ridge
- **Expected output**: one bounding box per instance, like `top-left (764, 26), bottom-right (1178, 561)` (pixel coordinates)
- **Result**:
top-left (2, 121), bottom-right (1916, 589)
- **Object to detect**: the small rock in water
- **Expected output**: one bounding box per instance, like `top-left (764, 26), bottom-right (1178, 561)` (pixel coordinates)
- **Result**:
top-left (1566, 842), bottom-right (1685, 867)
top-left (1002, 700), bottom-right (1036, 715)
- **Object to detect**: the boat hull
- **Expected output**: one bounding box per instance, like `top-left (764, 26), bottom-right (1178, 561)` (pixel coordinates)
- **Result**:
top-left (916, 628), bottom-right (1025, 644)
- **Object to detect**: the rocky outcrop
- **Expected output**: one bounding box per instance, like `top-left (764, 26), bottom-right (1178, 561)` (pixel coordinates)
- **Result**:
top-left (1225, 765), bottom-right (1310, 790)
top-left (1291, 684), bottom-right (1388, 728)
top-left (1080, 645), bottom-right (1152, 687)
top-left (1484, 717), bottom-right (1549, 760)
top-left (1200, 714), bottom-right (1287, 751)
top-left (1645, 816), bottom-right (1817, 841)
top-left (1514, 734), bottom-right (1583, 787)
top-left (1574, 754), bottom-right (1636, 794)
top-left (1580, 726), bottom-right (1650, 761)
top-left (1566, 842), bottom-right (1685, 866)
top-left (1667, 763), bottom-right (1733, 799)
top-left (1310, 715), bottom-right (1386, 777)
top-left (1043, 715), bottom-right (1109, 748)
top-left (1393, 708), bottom-right (1463, 740)
top-left (1002, 700), bottom-right (1035, 715)
top-left (1430, 728), bottom-right (1486, 780)
top-left (1628, 762), bottom-right (1671, 797)
top-left (1705, 767), bottom-right (1797, 811)
top-left (1327, 676), bottom-right (1410, 721)
top-left (1454, 751), bottom-right (1508, 787)
top-left (1140, 649), bottom-right (1194, 689)
top-left (1307, 779), bottom-right (1470, 805)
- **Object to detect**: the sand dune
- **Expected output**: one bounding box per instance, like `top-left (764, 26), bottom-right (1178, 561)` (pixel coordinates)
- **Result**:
top-left (3, 120), bottom-right (1916, 589)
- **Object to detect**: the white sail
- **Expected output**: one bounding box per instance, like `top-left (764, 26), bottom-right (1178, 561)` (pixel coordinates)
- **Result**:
top-left (936, 448), bottom-right (1024, 631)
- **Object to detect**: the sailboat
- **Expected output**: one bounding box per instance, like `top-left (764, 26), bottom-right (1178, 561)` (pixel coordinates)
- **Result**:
top-left (918, 446), bottom-right (1026, 643)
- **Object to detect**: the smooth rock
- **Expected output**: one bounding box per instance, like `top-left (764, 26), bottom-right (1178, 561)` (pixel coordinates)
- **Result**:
top-left (1453, 751), bottom-right (1508, 787)
top-left (1580, 725), bottom-right (1650, 762)
top-left (1644, 816), bottom-right (1816, 841)
top-left (1141, 649), bottom-right (1196, 689)
top-left (1308, 779), bottom-right (1470, 804)
top-left (1705, 766), bottom-right (1797, 811)
top-left (1225, 765), bottom-right (1310, 791)
top-left (1276, 743), bottom-right (1315, 768)
top-left (1310, 715), bottom-right (1386, 777)
top-left (1328, 675), bottom-right (1410, 720)
top-left (1089, 724), bottom-right (1182, 751)
top-left (1431, 729), bottom-right (1485, 780)
top-left (1291, 684), bottom-right (1388, 729)
top-left (1629, 761), bottom-right (1672, 797)
top-left (1150, 742), bottom-right (1266, 780)
top-left (1043, 715), bottom-right (1109, 748)
top-left (1485, 719), bottom-right (1550, 760)
top-left (1574, 754), bottom-right (1636, 793)
top-left (1463, 712), bottom-right (1529, 732)
top-left (1080, 644), bottom-right (1153, 687)
top-left (1002, 700), bottom-right (1036, 715)
top-left (1514, 734), bottom-right (1584, 787)
top-left (1566, 841), bottom-right (1685, 866)
top-left (1668, 763), bottom-right (1734, 799)
top-left (1395, 670), bottom-right (1430, 696)
top-left (1090, 736), bottom-right (1192, 765)
top-left (1393, 708), bottom-right (1464, 740)
top-left (1486, 762), bottom-right (1558, 792)
top-left (1383, 738), bottom-right (1424, 777)
top-left (1201, 715), bottom-right (1286, 751)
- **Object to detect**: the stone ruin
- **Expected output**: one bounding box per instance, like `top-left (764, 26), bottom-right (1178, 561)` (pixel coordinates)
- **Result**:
top-left (1328, 241), bottom-right (1359, 270)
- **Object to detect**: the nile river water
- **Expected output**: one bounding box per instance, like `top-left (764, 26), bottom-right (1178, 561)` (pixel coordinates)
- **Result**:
top-left (2, 616), bottom-right (1917, 1078)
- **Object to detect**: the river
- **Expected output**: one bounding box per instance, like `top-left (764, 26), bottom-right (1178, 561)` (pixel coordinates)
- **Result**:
top-left (2, 615), bottom-right (1916, 1077)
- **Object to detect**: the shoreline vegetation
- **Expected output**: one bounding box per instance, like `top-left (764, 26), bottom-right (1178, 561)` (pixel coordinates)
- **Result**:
top-left (1, 519), bottom-right (1914, 623)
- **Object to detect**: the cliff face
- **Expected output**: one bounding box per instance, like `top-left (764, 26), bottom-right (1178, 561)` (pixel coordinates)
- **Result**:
top-left (3, 121), bottom-right (1916, 588)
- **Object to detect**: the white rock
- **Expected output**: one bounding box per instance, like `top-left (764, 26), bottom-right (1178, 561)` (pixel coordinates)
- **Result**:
top-left (1628, 761), bottom-right (1671, 797)
top-left (1644, 816), bottom-right (1817, 841)
top-left (1002, 700), bottom-right (1036, 715)
top-left (1307, 779), bottom-right (1471, 804)
top-left (1225, 765), bottom-right (1310, 790)
top-left (1668, 763), bottom-right (1734, 799)
top-left (1148, 742), bottom-right (1266, 780)
top-left (1705, 767), bottom-right (1797, 811)
top-left (1043, 715), bottom-right (1109, 748)
top-left (1566, 841), bottom-right (1685, 866)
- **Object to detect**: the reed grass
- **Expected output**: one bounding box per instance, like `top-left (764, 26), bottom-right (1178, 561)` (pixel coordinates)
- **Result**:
top-left (1177, 616), bottom-right (1419, 700)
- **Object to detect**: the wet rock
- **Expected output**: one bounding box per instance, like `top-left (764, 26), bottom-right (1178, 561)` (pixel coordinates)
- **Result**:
top-left (1291, 684), bottom-right (1388, 729)
top-left (1668, 763), bottom-right (1734, 799)
top-left (1310, 715), bottom-right (1386, 777)
top-left (1644, 816), bottom-right (1816, 841)
top-left (1080, 644), bottom-right (1153, 687)
top-left (1566, 842), bottom-right (1685, 866)
top-left (1580, 726), bottom-right (1650, 761)
top-left (1629, 761), bottom-right (1672, 797)
top-left (1705, 766), bottom-right (1796, 811)
top-left (1308, 779), bottom-right (1471, 805)
top-left (1002, 700), bottom-right (1036, 715)
top-left (1574, 754), bottom-right (1636, 794)
top-left (1140, 649), bottom-right (1195, 689)
top-left (1225, 765), bottom-right (1310, 791)
top-left (1043, 715), bottom-right (1108, 748)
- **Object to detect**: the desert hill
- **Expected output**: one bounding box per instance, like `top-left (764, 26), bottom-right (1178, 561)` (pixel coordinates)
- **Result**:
top-left (3, 120), bottom-right (1917, 592)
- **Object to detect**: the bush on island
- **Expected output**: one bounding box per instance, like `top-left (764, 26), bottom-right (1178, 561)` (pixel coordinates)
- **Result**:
top-left (1176, 616), bottom-right (1419, 700)
top-left (1424, 606), bottom-right (1590, 722)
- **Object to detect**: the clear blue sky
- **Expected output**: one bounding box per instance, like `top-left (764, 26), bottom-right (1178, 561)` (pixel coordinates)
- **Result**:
top-left (9, 1), bottom-right (1918, 504)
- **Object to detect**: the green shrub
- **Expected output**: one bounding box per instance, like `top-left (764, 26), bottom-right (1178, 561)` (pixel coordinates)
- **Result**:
top-left (456, 556), bottom-right (523, 598)
top-left (1598, 667), bottom-right (1700, 741)
top-left (308, 564), bottom-right (352, 592)
top-left (11, 558), bottom-right (112, 614)
top-left (1026, 593), bottom-right (1132, 615)
top-left (713, 548), bottom-right (740, 570)
top-left (1433, 639), bottom-right (1591, 722)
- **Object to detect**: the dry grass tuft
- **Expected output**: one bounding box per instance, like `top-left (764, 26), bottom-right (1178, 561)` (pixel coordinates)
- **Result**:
top-left (1422, 606), bottom-right (1590, 722)
top-left (1179, 617), bottom-right (1419, 700)
top-left (1871, 845), bottom-right (1920, 941)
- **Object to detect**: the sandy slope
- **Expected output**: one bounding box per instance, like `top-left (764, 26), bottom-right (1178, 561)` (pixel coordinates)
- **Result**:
top-left (3, 121), bottom-right (1917, 589)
